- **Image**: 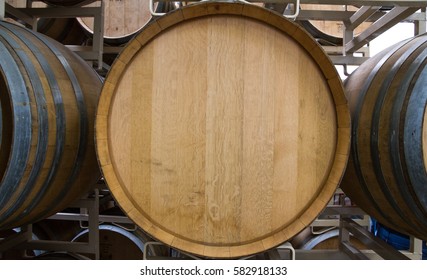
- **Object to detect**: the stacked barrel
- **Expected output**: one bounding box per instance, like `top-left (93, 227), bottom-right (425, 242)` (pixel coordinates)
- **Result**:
top-left (1, 0), bottom-right (426, 259)
top-left (342, 33), bottom-right (427, 241)
top-left (95, 2), bottom-right (350, 258)
top-left (0, 21), bottom-right (101, 229)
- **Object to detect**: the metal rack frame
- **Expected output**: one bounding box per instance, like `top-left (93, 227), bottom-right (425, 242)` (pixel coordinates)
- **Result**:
top-left (0, 0), bottom-right (426, 260)
top-left (0, 189), bottom-right (101, 259)
top-left (1, 0), bottom-right (426, 67)
top-left (0, 0), bottom-right (105, 69)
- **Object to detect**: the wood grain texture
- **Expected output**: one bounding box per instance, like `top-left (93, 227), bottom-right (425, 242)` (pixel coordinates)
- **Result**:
top-left (300, 4), bottom-right (372, 43)
top-left (342, 33), bottom-right (427, 241)
top-left (96, 2), bottom-right (349, 258)
top-left (77, 0), bottom-right (153, 44)
top-left (0, 21), bottom-right (101, 229)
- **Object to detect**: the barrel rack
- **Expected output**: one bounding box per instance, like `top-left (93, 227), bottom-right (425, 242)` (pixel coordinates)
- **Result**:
top-left (0, 186), bottom-right (423, 260)
top-left (0, 0), bottom-right (426, 260)
top-left (1, 0), bottom-right (426, 70)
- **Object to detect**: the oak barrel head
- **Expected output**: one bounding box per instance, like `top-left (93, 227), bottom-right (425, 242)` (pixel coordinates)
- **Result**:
top-left (96, 2), bottom-right (350, 258)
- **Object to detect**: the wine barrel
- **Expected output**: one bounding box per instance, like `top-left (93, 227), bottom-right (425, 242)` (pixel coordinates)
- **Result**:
top-left (77, 0), bottom-right (154, 45)
top-left (299, 5), bottom-right (372, 46)
top-left (40, 0), bottom-right (96, 7)
top-left (37, 18), bottom-right (86, 45)
top-left (0, 21), bottom-right (101, 230)
top-left (96, 2), bottom-right (350, 258)
top-left (72, 224), bottom-right (153, 260)
top-left (297, 229), bottom-right (366, 250)
top-left (342, 33), bottom-right (427, 241)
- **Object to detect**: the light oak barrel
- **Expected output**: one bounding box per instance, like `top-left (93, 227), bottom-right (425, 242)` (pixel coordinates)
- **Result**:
top-left (0, 21), bottom-right (101, 230)
top-left (96, 2), bottom-right (350, 258)
top-left (299, 5), bottom-right (372, 45)
top-left (77, 0), bottom-right (154, 45)
top-left (342, 33), bottom-right (427, 241)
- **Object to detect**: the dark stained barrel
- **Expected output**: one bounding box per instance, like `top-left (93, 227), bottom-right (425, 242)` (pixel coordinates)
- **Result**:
top-left (72, 225), bottom-right (153, 260)
top-left (0, 21), bottom-right (101, 230)
top-left (342, 33), bottom-right (427, 241)
top-left (40, 0), bottom-right (96, 6)
top-left (37, 18), bottom-right (86, 45)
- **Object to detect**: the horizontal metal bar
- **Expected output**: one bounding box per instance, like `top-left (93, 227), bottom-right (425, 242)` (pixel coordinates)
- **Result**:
top-left (341, 218), bottom-right (410, 260)
top-left (20, 240), bottom-right (95, 254)
top-left (14, 7), bottom-right (102, 18)
top-left (66, 45), bottom-right (122, 54)
top-left (312, 217), bottom-right (370, 227)
top-left (296, 9), bottom-right (423, 22)
top-left (159, 0), bottom-right (427, 7)
top-left (297, 10), bottom-right (382, 21)
top-left (295, 249), bottom-right (351, 260)
top-left (329, 55), bottom-right (370, 65)
top-left (321, 206), bottom-right (367, 216)
top-left (47, 212), bottom-right (133, 224)
top-left (4, 3), bottom-right (34, 25)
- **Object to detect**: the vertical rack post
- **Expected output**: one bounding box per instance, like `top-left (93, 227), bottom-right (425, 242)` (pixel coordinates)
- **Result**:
top-left (92, 0), bottom-right (104, 70)
top-left (0, 0), bottom-right (5, 20)
top-left (87, 188), bottom-right (100, 260)
top-left (415, 8), bottom-right (426, 35)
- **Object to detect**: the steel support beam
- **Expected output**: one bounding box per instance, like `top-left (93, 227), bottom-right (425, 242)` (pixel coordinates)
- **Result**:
top-left (4, 3), bottom-right (34, 26)
top-left (5, 4), bottom-right (105, 69)
top-left (346, 6), bottom-right (382, 30)
top-left (340, 218), bottom-right (410, 260)
top-left (415, 8), bottom-right (426, 35)
top-left (160, 0), bottom-right (427, 7)
top-left (345, 7), bottom-right (419, 54)
top-left (341, 241), bottom-right (370, 260)
top-left (0, 0), bottom-right (4, 20)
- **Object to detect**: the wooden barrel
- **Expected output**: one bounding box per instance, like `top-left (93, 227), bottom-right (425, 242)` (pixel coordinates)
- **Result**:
top-left (96, 2), bottom-right (350, 258)
top-left (342, 33), bottom-right (427, 241)
top-left (77, 0), bottom-right (154, 45)
top-left (295, 229), bottom-right (366, 250)
top-left (0, 21), bottom-right (101, 230)
top-left (299, 5), bottom-right (372, 45)
top-left (72, 224), bottom-right (152, 259)
top-left (40, 0), bottom-right (96, 7)
top-left (37, 18), bottom-right (86, 45)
